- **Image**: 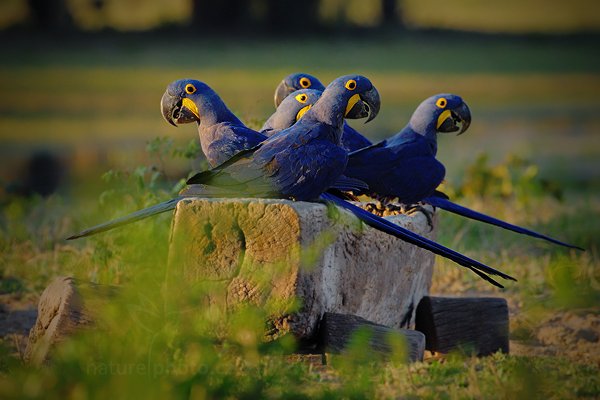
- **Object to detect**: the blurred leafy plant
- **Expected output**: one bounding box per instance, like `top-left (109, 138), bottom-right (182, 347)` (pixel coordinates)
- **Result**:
top-left (545, 252), bottom-right (600, 309)
top-left (98, 136), bottom-right (203, 214)
top-left (450, 153), bottom-right (563, 205)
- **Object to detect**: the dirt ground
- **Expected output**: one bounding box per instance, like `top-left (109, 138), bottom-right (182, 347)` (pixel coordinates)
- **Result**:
top-left (509, 308), bottom-right (600, 366)
top-left (1, 288), bottom-right (599, 366)
top-left (0, 293), bottom-right (38, 360)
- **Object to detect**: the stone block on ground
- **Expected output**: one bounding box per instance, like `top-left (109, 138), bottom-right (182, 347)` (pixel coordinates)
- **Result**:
top-left (168, 198), bottom-right (436, 340)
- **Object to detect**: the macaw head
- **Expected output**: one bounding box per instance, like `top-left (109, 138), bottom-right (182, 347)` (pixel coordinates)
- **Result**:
top-left (274, 73), bottom-right (326, 107)
top-left (314, 74), bottom-right (381, 124)
top-left (410, 94), bottom-right (471, 135)
top-left (161, 78), bottom-right (236, 127)
top-left (265, 88), bottom-right (322, 132)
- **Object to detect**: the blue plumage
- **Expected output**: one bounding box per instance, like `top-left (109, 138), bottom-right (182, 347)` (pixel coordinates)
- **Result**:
top-left (68, 77), bottom-right (517, 287)
top-left (272, 73), bottom-right (373, 151)
top-left (188, 75), bottom-right (380, 201)
top-left (345, 93), bottom-right (581, 250)
top-left (273, 73), bottom-right (326, 107)
top-left (424, 195), bottom-right (584, 250)
top-left (261, 89), bottom-right (322, 136)
top-left (346, 94), bottom-right (469, 203)
top-left (161, 79), bottom-right (267, 167)
top-left (320, 193), bottom-right (514, 288)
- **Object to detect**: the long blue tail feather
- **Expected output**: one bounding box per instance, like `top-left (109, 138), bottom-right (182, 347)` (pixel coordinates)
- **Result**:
top-left (68, 191), bottom-right (517, 287)
top-left (425, 196), bottom-right (584, 251)
top-left (320, 192), bottom-right (516, 287)
top-left (66, 197), bottom-right (184, 240)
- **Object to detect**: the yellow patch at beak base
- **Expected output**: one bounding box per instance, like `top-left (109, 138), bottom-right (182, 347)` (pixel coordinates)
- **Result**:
top-left (436, 109), bottom-right (452, 129)
top-left (296, 105), bottom-right (312, 121)
top-left (182, 98), bottom-right (200, 119)
top-left (345, 94), bottom-right (361, 117)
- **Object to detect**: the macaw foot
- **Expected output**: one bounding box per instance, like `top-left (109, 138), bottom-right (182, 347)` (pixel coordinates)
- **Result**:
top-left (401, 203), bottom-right (435, 231)
top-left (364, 202), bottom-right (386, 217)
top-left (383, 203), bottom-right (404, 214)
top-left (342, 192), bottom-right (361, 202)
top-left (362, 195), bottom-right (400, 216)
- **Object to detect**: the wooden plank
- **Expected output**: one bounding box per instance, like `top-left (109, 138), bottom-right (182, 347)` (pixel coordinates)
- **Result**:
top-left (319, 312), bottom-right (426, 362)
top-left (415, 296), bottom-right (509, 356)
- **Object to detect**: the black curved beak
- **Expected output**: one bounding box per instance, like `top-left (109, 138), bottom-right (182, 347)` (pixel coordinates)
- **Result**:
top-left (274, 80), bottom-right (293, 108)
top-left (454, 102), bottom-right (471, 135)
top-left (161, 89), bottom-right (180, 127)
top-left (345, 86), bottom-right (381, 123)
top-left (161, 89), bottom-right (199, 127)
top-left (437, 101), bottom-right (472, 135)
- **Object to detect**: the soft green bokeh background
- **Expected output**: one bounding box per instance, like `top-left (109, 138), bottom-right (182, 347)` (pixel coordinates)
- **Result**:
top-left (1, 35), bottom-right (599, 193)
top-left (1, 1), bottom-right (599, 191)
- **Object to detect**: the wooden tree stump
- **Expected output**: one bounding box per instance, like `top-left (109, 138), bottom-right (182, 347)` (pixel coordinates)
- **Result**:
top-left (27, 199), bottom-right (437, 360)
top-left (168, 198), bottom-right (437, 340)
top-left (319, 312), bottom-right (426, 362)
top-left (415, 296), bottom-right (509, 356)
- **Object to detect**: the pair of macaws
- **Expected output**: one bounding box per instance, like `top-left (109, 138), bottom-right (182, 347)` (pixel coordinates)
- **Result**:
top-left (68, 73), bottom-right (582, 287)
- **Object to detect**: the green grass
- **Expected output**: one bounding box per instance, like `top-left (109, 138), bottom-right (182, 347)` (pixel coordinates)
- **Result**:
top-left (0, 36), bottom-right (599, 398)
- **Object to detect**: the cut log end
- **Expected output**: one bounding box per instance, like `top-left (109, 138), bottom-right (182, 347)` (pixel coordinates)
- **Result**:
top-left (415, 296), bottom-right (509, 356)
top-left (319, 312), bottom-right (426, 363)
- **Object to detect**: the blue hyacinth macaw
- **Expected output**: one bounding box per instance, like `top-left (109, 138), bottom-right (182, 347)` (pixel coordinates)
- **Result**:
top-left (69, 75), bottom-right (515, 287)
top-left (185, 75), bottom-right (379, 201)
top-left (346, 94), bottom-right (468, 204)
top-left (160, 79), bottom-right (267, 167)
top-left (161, 80), bottom-right (365, 193)
top-left (261, 89), bottom-right (322, 136)
top-left (264, 89), bottom-right (579, 249)
top-left (345, 93), bottom-right (582, 250)
top-left (273, 72), bottom-right (326, 107)
top-left (273, 73), bottom-right (372, 152)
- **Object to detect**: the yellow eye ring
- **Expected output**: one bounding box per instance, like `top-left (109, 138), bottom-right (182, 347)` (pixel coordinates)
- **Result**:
top-left (299, 77), bottom-right (311, 88)
top-left (436, 98), bottom-right (447, 108)
top-left (295, 93), bottom-right (308, 103)
top-left (185, 84), bottom-right (196, 94)
top-left (345, 79), bottom-right (357, 90)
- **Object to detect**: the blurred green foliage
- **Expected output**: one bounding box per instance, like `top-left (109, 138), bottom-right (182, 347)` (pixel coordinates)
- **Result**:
top-left (449, 153), bottom-right (563, 204)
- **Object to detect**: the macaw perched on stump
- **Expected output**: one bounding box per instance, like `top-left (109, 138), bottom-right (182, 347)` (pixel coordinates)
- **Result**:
top-left (273, 73), bottom-right (372, 151)
top-left (344, 93), bottom-right (582, 250)
top-left (68, 76), bottom-right (516, 288)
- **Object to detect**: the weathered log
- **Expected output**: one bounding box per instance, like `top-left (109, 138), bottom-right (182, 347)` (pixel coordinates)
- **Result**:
top-left (168, 198), bottom-right (436, 340)
top-left (24, 276), bottom-right (116, 364)
top-left (319, 312), bottom-right (426, 362)
top-left (27, 198), bottom-right (436, 360)
top-left (415, 296), bottom-right (509, 356)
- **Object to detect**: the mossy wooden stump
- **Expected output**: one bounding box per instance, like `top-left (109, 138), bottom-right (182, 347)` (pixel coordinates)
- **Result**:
top-left (167, 198), bottom-right (436, 340)
top-left (26, 198), bottom-right (511, 363)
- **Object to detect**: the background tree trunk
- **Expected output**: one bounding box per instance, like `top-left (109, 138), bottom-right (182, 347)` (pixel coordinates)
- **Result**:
top-left (27, 0), bottom-right (73, 32)
top-left (381, 0), bottom-right (405, 29)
